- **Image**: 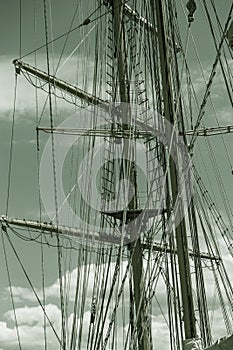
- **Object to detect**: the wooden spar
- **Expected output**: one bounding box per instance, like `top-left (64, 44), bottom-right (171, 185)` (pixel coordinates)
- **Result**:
top-left (13, 59), bottom-right (109, 111)
top-left (14, 62), bottom-right (233, 139)
top-left (185, 125), bottom-right (233, 137)
top-left (0, 215), bottom-right (221, 262)
top-left (39, 125), bottom-right (233, 138)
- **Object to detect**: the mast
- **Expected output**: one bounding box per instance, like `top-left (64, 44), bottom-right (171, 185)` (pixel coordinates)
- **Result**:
top-left (154, 0), bottom-right (197, 341)
top-left (111, 0), bottom-right (149, 348)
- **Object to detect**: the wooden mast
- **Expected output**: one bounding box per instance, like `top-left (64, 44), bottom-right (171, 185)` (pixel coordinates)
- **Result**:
top-left (154, 0), bottom-right (197, 341)
top-left (111, 0), bottom-right (149, 348)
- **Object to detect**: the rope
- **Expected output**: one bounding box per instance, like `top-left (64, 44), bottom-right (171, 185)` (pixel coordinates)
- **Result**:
top-left (6, 74), bottom-right (18, 215)
top-left (189, 3), bottom-right (233, 150)
top-left (202, 0), bottom-right (233, 107)
top-left (210, 0), bottom-right (233, 59)
top-left (17, 4), bottom-right (104, 60)
top-left (2, 225), bottom-right (62, 345)
top-left (1, 227), bottom-right (22, 350)
top-left (19, 0), bottom-right (22, 57)
top-left (195, 203), bottom-right (233, 333)
top-left (43, 1), bottom-right (66, 349)
top-left (40, 235), bottom-right (47, 350)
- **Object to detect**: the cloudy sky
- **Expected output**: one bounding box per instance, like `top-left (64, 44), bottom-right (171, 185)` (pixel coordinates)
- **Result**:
top-left (0, 1), bottom-right (233, 349)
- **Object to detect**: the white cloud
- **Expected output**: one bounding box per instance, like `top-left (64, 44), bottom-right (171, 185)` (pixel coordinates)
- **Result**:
top-left (217, 107), bottom-right (233, 124)
top-left (0, 56), bottom-right (46, 117)
top-left (5, 259), bottom-right (167, 315)
top-left (4, 303), bottom-right (61, 327)
top-left (5, 261), bottom-right (127, 303)
top-left (0, 54), bottom-right (96, 121)
top-left (0, 304), bottom-right (61, 350)
top-left (2, 250), bottom-right (233, 349)
top-left (5, 286), bottom-right (38, 303)
top-left (180, 59), bottom-right (233, 131)
top-left (0, 57), bottom-right (15, 115)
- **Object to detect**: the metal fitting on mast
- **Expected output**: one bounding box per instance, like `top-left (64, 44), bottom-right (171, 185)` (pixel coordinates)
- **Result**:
top-left (186, 0), bottom-right (197, 24)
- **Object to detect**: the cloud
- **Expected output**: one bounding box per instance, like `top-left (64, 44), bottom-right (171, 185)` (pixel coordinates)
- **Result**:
top-left (0, 56), bottom-right (46, 118)
top-left (5, 260), bottom-right (127, 303)
top-left (180, 59), bottom-right (233, 129)
top-left (217, 107), bottom-right (233, 124)
top-left (1, 259), bottom-right (171, 348)
top-left (0, 303), bottom-right (172, 350)
top-left (2, 250), bottom-right (233, 349)
top-left (0, 304), bottom-right (61, 350)
top-left (4, 259), bottom-right (167, 312)
top-left (0, 57), bottom-right (16, 116)
top-left (0, 54), bottom-right (96, 122)
top-left (4, 286), bottom-right (38, 303)
top-left (4, 303), bottom-right (61, 327)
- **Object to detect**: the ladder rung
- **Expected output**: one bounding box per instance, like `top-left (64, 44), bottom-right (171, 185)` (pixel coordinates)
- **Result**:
top-left (102, 177), bottom-right (114, 183)
top-left (107, 62), bottom-right (113, 69)
top-left (102, 188), bottom-right (115, 194)
top-left (138, 98), bottom-right (148, 105)
top-left (106, 72), bottom-right (114, 79)
top-left (103, 167), bottom-right (114, 173)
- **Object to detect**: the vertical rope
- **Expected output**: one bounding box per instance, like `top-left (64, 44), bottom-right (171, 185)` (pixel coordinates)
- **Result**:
top-left (1, 228), bottom-right (22, 350)
top-left (3, 226), bottom-right (62, 344)
top-left (43, 1), bottom-right (66, 349)
top-left (19, 0), bottom-right (22, 57)
top-left (40, 236), bottom-right (47, 350)
top-left (6, 74), bottom-right (18, 215)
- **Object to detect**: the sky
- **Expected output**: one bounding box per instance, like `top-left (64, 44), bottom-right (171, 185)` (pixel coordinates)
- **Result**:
top-left (0, 1), bottom-right (233, 349)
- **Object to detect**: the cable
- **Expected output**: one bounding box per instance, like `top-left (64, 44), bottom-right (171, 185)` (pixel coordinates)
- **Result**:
top-left (2, 226), bottom-right (62, 345)
top-left (19, 0), bottom-right (22, 57)
top-left (6, 74), bottom-right (18, 216)
top-left (40, 235), bottom-right (47, 350)
top-left (1, 227), bottom-right (22, 350)
top-left (43, 1), bottom-right (66, 348)
top-left (189, 3), bottom-right (233, 150)
top-left (17, 4), bottom-right (104, 60)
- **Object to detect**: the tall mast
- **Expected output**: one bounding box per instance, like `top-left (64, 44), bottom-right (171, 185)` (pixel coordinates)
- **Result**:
top-left (111, 0), bottom-right (149, 348)
top-left (154, 0), bottom-right (197, 341)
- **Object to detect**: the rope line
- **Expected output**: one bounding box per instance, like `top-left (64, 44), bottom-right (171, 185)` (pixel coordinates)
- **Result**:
top-left (6, 74), bottom-right (18, 216)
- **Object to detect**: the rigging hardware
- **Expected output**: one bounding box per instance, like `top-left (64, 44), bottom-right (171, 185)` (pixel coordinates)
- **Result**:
top-left (186, 0), bottom-right (197, 24)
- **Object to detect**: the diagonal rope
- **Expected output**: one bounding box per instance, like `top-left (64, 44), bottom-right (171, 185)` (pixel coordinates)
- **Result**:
top-left (43, 1), bottom-right (66, 349)
top-left (1, 226), bottom-right (62, 345)
top-left (6, 74), bottom-right (18, 216)
top-left (1, 227), bottom-right (22, 350)
top-left (18, 4), bottom-right (103, 60)
top-left (189, 3), bottom-right (233, 150)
